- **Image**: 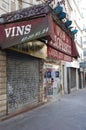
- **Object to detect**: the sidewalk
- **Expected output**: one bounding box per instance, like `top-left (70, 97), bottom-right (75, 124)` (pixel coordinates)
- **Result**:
top-left (0, 89), bottom-right (86, 130)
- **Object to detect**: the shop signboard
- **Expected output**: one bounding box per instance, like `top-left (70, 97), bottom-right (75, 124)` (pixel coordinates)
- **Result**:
top-left (47, 46), bottom-right (72, 62)
top-left (0, 15), bottom-right (53, 49)
top-left (49, 22), bottom-right (72, 56)
top-left (47, 21), bottom-right (79, 61)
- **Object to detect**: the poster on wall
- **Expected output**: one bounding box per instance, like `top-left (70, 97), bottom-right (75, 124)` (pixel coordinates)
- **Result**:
top-left (43, 63), bottom-right (61, 96)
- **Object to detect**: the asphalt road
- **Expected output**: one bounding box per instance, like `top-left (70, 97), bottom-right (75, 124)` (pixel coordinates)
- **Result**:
top-left (0, 89), bottom-right (86, 130)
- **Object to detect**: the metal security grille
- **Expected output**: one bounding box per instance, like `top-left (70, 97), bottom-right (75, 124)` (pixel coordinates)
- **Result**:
top-left (7, 50), bottom-right (40, 113)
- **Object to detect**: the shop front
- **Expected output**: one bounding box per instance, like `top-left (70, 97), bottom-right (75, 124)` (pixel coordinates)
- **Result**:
top-left (0, 3), bottom-right (79, 117)
top-left (6, 40), bottom-right (47, 114)
top-left (0, 15), bottom-right (49, 117)
top-left (43, 21), bottom-right (75, 100)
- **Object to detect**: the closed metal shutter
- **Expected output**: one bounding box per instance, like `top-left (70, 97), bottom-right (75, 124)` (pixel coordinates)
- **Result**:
top-left (7, 50), bottom-right (40, 113)
top-left (70, 68), bottom-right (76, 88)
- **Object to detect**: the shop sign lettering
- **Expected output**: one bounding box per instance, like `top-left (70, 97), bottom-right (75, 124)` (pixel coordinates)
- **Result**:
top-left (49, 22), bottom-right (72, 55)
top-left (21, 28), bottom-right (48, 43)
top-left (47, 46), bottom-right (72, 62)
top-left (5, 24), bottom-right (31, 38)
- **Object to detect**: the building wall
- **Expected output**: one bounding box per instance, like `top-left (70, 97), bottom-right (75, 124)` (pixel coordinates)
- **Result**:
top-left (65, 0), bottom-right (83, 56)
top-left (0, 50), bottom-right (7, 117)
top-left (65, 0), bottom-right (84, 92)
top-left (61, 61), bottom-right (67, 94)
top-left (0, 0), bottom-right (9, 14)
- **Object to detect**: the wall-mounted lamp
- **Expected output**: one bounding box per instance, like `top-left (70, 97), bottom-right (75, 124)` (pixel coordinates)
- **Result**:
top-left (54, 5), bottom-right (63, 15)
top-left (72, 29), bottom-right (78, 34)
top-left (59, 12), bottom-right (66, 19)
top-left (64, 20), bottom-right (72, 27)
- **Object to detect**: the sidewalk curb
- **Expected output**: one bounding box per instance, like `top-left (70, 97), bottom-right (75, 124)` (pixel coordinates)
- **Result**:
top-left (0, 102), bottom-right (45, 122)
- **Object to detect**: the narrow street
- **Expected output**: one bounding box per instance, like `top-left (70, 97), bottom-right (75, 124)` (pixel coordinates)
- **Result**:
top-left (0, 89), bottom-right (86, 130)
